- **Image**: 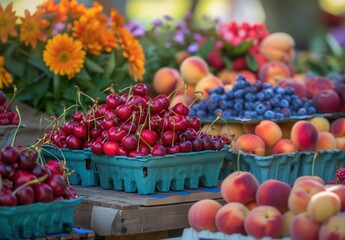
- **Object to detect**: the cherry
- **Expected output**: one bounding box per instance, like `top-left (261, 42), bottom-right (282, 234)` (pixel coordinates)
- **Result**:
top-left (101, 118), bottom-right (117, 130)
top-left (201, 134), bottom-right (215, 150)
top-left (66, 135), bottom-right (82, 149)
top-left (32, 163), bottom-right (51, 178)
top-left (91, 141), bottom-right (103, 155)
top-left (14, 170), bottom-right (36, 188)
top-left (94, 104), bottom-right (109, 118)
top-left (44, 159), bottom-right (65, 175)
top-left (122, 122), bottom-right (137, 134)
top-left (63, 121), bottom-right (77, 135)
top-left (140, 129), bottom-right (158, 147)
top-left (162, 130), bottom-right (178, 147)
top-left (151, 144), bottom-right (166, 156)
top-left (156, 95), bottom-right (170, 109)
top-left (34, 183), bottom-right (54, 203)
top-left (0, 188), bottom-right (17, 206)
top-left (192, 137), bottom-right (204, 151)
top-left (121, 134), bottom-right (138, 152)
top-left (18, 149), bottom-right (37, 171)
top-left (115, 104), bottom-right (133, 122)
top-left (108, 126), bottom-right (126, 142)
top-left (173, 102), bottom-right (189, 116)
top-left (71, 111), bottom-right (84, 122)
top-left (15, 186), bottom-right (35, 205)
top-left (90, 128), bottom-right (102, 139)
top-left (128, 95), bottom-right (147, 111)
top-left (168, 115), bottom-right (187, 132)
top-left (73, 124), bottom-right (87, 139)
top-left (138, 144), bottom-right (151, 156)
top-left (116, 146), bottom-right (128, 156)
top-left (133, 83), bottom-right (148, 97)
top-left (128, 151), bottom-right (145, 158)
top-left (150, 97), bottom-right (165, 114)
top-left (106, 93), bottom-right (123, 109)
top-left (167, 145), bottom-right (180, 154)
top-left (46, 174), bottom-right (67, 196)
top-left (1, 146), bottom-right (19, 164)
top-left (212, 138), bottom-right (225, 150)
top-left (103, 141), bottom-right (119, 156)
top-left (178, 140), bottom-right (193, 152)
top-left (187, 116), bottom-right (202, 131)
top-left (62, 185), bottom-right (78, 200)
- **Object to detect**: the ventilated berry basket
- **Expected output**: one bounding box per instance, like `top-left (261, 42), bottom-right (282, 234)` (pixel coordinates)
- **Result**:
top-left (221, 150), bottom-right (345, 185)
top-left (41, 144), bottom-right (98, 187)
top-left (91, 146), bottom-right (229, 195)
top-left (0, 125), bottom-right (24, 150)
top-left (0, 197), bottom-right (83, 240)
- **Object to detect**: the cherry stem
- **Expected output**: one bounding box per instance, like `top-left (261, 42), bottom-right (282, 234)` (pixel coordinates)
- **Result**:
top-left (311, 151), bottom-right (319, 176)
top-left (11, 106), bottom-right (21, 147)
top-left (237, 150), bottom-right (242, 173)
top-left (12, 174), bottom-right (48, 196)
top-left (5, 85), bottom-right (17, 112)
top-left (188, 91), bottom-right (204, 109)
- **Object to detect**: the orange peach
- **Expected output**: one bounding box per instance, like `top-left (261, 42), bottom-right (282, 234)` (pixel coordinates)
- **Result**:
top-left (215, 202), bottom-right (249, 235)
top-left (175, 77), bottom-right (196, 99)
top-left (271, 138), bottom-right (298, 155)
top-left (327, 185), bottom-right (345, 211)
top-left (304, 76), bottom-right (335, 98)
top-left (153, 67), bottom-right (181, 96)
top-left (235, 133), bottom-right (266, 156)
top-left (282, 210), bottom-right (297, 237)
top-left (319, 213), bottom-right (345, 240)
top-left (316, 131), bottom-right (337, 150)
top-left (220, 123), bottom-right (245, 141)
top-left (309, 116), bottom-right (331, 133)
top-left (256, 179), bottom-right (292, 213)
top-left (194, 74), bottom-right (224, 100)
top-left (288, 179), bottom-right (325, 214)
top-left (306, 191), bottom-right (341, 222)
top-left (179, 56), bottom-right (209, 85)
top-left (187, 199), bottom-right (222, 232)
top-left (330, 118), bottom-right (345, 138)
top-left (245, 200), bottom-right (258, 210)
top-left (244, 205), bottom-right (284, 239)
top-left (290, 212), bottom-right (321, 240)
top-left (217, 69), bottom-right (236, 85)
top-left (235, 70), bottom-right (257, 84)
top-left (220, 171), bottom-right (259, 204)
top-left (170, 94), bottom-right (193, 108)
top-left (175, 50), bottom-right (190, 65)
top-left (259, 32), bottom-right (295, 63)
top-left (293, 175), bottom-right (325, 186)
top-left (290, 120), bottom-right (318, 151)
top-left (255, 120), bottom-right (282, 147)
top-left (258, 61), bottom-right (292, 86)
top-left (336, 136), bottom-right (345, 149)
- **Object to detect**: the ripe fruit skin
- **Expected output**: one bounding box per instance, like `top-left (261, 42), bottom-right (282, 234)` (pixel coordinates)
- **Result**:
top-left (102, 141), bottom-right (120, 156)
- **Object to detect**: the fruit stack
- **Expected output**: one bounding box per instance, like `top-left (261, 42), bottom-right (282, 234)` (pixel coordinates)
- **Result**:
top-left (0, 146), bottom-right (82, 239)
top-left (42, 83), bottom-right (230, 194)
top-left (183, 172), bottom-right (345, 240)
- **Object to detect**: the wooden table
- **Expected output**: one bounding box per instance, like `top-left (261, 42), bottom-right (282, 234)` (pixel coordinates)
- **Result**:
top-left (73, 185), bottom-right (224, 240)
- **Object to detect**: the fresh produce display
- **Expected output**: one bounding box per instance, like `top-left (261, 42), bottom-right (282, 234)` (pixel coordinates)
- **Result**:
top-left (0, 90), bottom-right (18, 126)
top-left (187, 171), bottom-right (345, 239)
top-left (42, 83), bottom-right (230, 157)
top-left (329, 168), bottom-right (345, 184)
top-left (0, 146), bottom-right (78, 207)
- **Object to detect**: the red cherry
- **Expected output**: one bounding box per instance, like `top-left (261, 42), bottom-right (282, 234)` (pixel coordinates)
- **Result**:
top-left (139, 144), bottom-right (151, 156)
top-left (18, 149), bottom-right (37, 171)
top-left (63, 121), bottom-right (77, 135)
top-left (187, 116), bottom-right (202, 131)
top-left (128, 151), bottom-right (145, 158)
top-left (133, 83), bottom-right (148, 97)
top-left (90, 128), bottom-right (102, 139)
top-left (66, 135), bottom-right (82, 149)
top-left (151, 144), bottom-right (166, 156)
top-left (116, 146), bottom-right (128, 156)
top-left (103, 141), bottom-right (119, 156)
top-left (192, 137), bottom-right (204, 151)
top-left (140, 129), bottom-right (158, 147)
top-left (71, 111), bottom-right (84, 122)
top-left (172, 102), bottom-right (189, 116)
top-left (168, 115), bottom-right (187, 132)
top-left (44, 159), bottom-right (65, 175)
top-left (14, 170), bottom-right (36, 188)
top-left (101, 118), bottom-right (117, 130)
top-left (1, 146), bottom-right (19, 164)
top-left (121, 134), bottom-right (138, 152)
top-left (0, 188), bottom-right (18, 206)
top-left (91, 141), bottom-right (103, 155)
top-left (162, 130), bottom-right (178, 147)
top-left (115, 104), bottom-right (133, 122)
top-left (156, 95), bottom-right (170, 109)
top-left (108, 126), bottom-right (126, 142)
top-left (46, 174), bottom-right (67, 197)
top-left (34, 183), bottom-right (54, 203)
top-left (94, 104), bottom-right (109, 118)
top-left (73, 124), bottom-right (87, 139)
top-left (178, 140), bottom-right (193, 152)
top-left (16, 186), bottom-right (35, 205)
top-left (122, 122), bottom-right (137, 134)
top-left (166, 145), bottom-right (180, 154)
top-left (106, 93), bottom-right (123, 109)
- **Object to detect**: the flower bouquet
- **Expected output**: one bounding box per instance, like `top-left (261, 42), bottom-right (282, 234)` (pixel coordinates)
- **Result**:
top-left (0, 0), bottom-right (145, 116)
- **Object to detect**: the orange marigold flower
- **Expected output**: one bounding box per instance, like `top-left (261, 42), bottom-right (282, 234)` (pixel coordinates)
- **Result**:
top-left (58, 0), bottom-right (87, 20)
top-left (110, 8), bottom-right (125, 30)
top-left (36, 0), bottom-right (66, 23)
top-left (0, 3), bottom-right (18, 43)
top-left (0, 56), bottom-right (13, 89)
top-left (118, 28), bottom-right (145, 81)
top-left (19, 10), bottom-right (50, 48)
top-left (43, 33), bottom-right (86, 79)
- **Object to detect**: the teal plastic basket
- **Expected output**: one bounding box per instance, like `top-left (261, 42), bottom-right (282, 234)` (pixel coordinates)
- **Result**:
top-left (41, 145), bottom-right (98, 186)
top-left (91, 147), bottom-right (229, 195)
top-left (0, 197), bottom-right (83, 240)
top-left (0, 125), bottom-right (25, 150)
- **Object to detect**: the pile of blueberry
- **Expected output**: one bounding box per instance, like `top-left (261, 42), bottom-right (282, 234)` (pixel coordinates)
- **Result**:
top-left (189, 76), bottom-right (318, 120)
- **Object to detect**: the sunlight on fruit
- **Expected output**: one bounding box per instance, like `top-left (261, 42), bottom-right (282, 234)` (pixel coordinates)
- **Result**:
top-left (319, 0), bottom-right (345, 16)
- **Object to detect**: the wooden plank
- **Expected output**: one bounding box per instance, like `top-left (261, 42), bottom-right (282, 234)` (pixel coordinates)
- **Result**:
top-left (74, 185), bottom-right (222, 206)
top-left (105, 231), bottom-right (169, 240)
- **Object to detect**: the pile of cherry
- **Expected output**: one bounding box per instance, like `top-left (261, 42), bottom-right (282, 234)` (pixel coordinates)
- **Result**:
top-left (43, 83), bottom-right (229, 157)
top-left (0, 90), bottom-right (19, 126)
top-left (0, 146), bottom-right (78, 207)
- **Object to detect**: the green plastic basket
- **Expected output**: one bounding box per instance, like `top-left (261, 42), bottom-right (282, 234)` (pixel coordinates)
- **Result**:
top-left (91, 146), bottom-right (229, 195)
top-left (0, 197), bottom-right (83, 240)
top-left (41, 145), bottom-right (98, 187)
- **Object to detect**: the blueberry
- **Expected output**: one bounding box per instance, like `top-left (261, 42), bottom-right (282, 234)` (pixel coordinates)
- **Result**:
top-left (275, 87), bottom-right (285, 94)
top-left (297, 108), bottom-right (307, 116)
top-left (213, 108), bottom-right (223, 117)
top-left (220, 94), bottom-right (228, 101)
top-left (244, 111), bottom-right (257, 118)
top-left (234, 102), bottom-right (244, 112)
top-left (245, 102), bottom-right (255, 110)
top-left (209, 93), bottom-right (220, 102)
top-left (281, 108), bottom-right (292, 117)
top-left (214, 86), bottom-right (225, 94)
top-left (225, 101), bottom-right (234, 109)
top-left (221, 110), bottom-right (232, 119)
top-left (189, 108), bottom-right (197, 116)
top-left (226, 90), bottom-right (234, 99)
top-left (196, 110), bottom-right (207, 118)
top-left (263, 82), bottom-right (271, 89)
top-left (285, 87), bottom-right (295, 95)
top-left (307, 106), bottom-right (317, 115)
top-left (292, 99), bottom-right (303, 110)
top-left (264, 110), bottom-right (275, 119)
top-left (263, 88), bottom-right (274, 100)
top-left (245, 93), bottom-right (256, 102)
top-left (275, 113), bottom-right (284, 119)
top-left (256, 92), bottom-right (265, 101)
top-left (208, 100), bottom-right (218, 112)
top-left (255, 103), bottom-right (266, 115)
top-left (234, 89), bottom-right (245, 98)
top-left (234, 98), bottom-right (244, 104)
top-left (270, 98), bottom-right (280, 107)
top-left (262, 101), bottom-right (272, 110)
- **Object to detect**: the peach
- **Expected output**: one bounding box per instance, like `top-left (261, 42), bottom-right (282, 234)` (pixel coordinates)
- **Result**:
top-left (217, 69), bottom-right (236, 85)
top-left (290, 120), bottom-right (318, 151)
top-left (271, 138), bottom-right (298, 155)
top-left (175, 50), bottom-right (190, 65)
top-left (313, 89), bottom-right (341, 114)
top-left (194, 74), bottom-right (224, 100)
top-left (255, 120), bottom-right (282, 147)
top-left (258, 61), bottom-right (292, 86)
top-left (175, 77), bottom-right (196, 99)
top-left (304, 76), bottom-right (335, 98)
top-left (282, 210), bottom-right (297, 237)
top-left (235, 70), bottom-right (257, 84)
top-left (215, 202), bottom-right (249, 235)
top-left (256, 179), bottom-right (291, 213)
top-left (336, 136), bottom-right (345, 149)
top-left (259, 32), bottom-right (295, 63)
top-left (330, 118), bottom-right (345, 138)
top-left (244, 205), bottom-right (284, 239)
top-left (288, 179), bottom-right (325, 214)
top-left (220, 171), bottom-right (259, 204)
top-left (153, 67), bottom-right (181, 96)
top-left (187, 199), bottom-right (222, 232)
top-left (309, 116), bottom-right (330, 133)
top-left (277, 77), bottom-right (307, 98)
top-left (179, 56), bottom-right (209, 85)
top-left (245, 200), bottom-right (258, 210)
top-left (316, 131), bottom-right (337, 150)
top-left (334, 83), bottom-right (345, 112)
top-left (293, 175), bottom-right (325, 186)
top-left (170, 94), bottom-right (193, 108)
top-left (220, 123), bottom-right (245, 141)
top-left (290, 212), bottom-right (321, 240)
top-left (235, 133), bottom-right (266, 156)
top-left (327, 185), bottom-right (345, 211)
top-left (307, 191), bottom-right (341, 222)
top-left (319, 213), bottom-right (345, 240)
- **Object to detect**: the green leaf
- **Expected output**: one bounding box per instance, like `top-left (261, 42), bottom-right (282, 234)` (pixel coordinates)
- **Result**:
top-left (103, 51), bottom-right (116, 78)
top-left (223, 57), bottom-right (232, 70)
top-left (15, 77), bottom-right (50, 103)
top-left (75, 68), bottom-right (91, 81)
top-left (231, 41), bottom-right (253, 57)
top-left (85, 57), bottom-right (104, 73)
top-left (5, 57), bottom-right (26, 78)
top-left (245, 54), bottom-right (258, 72)
top-left (27, 57), bottom-right (52, 76)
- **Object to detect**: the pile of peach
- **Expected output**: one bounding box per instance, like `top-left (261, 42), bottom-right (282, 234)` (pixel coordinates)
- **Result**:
top-left (188, 171), bottom-right (345, 239)
top-left (204, 116), bottom-right (345, 156)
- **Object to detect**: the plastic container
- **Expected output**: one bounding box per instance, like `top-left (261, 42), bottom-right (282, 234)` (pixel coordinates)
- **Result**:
top-left (221, 150), bottom-right (345, 185)
top-left (0, 125), bottom-right (24, 150)
top-left (0, 197), bottom-right (83, 240)
top-left (91, 147), bottom-right (229, 195)
top-left (41, 145), bottom-right (98, 186)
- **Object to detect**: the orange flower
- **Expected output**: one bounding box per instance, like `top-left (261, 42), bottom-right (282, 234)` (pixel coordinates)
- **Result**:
top-left (110, 8), bottom-right (125, 30)
top-left (0, 56), bottom-right (13, 89)
top-left (58, 0), bottom-right (87, 20)
top-left (36, 0), bottom-right (66, 23)
top-left (19, 10), bottom-right (50, 48)
top-left (118, 28), bottom-right (145, 81)
top-left (43, 33), bottom-right (86, 78)
top-left (0, 3), bottom-right (18, 43)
